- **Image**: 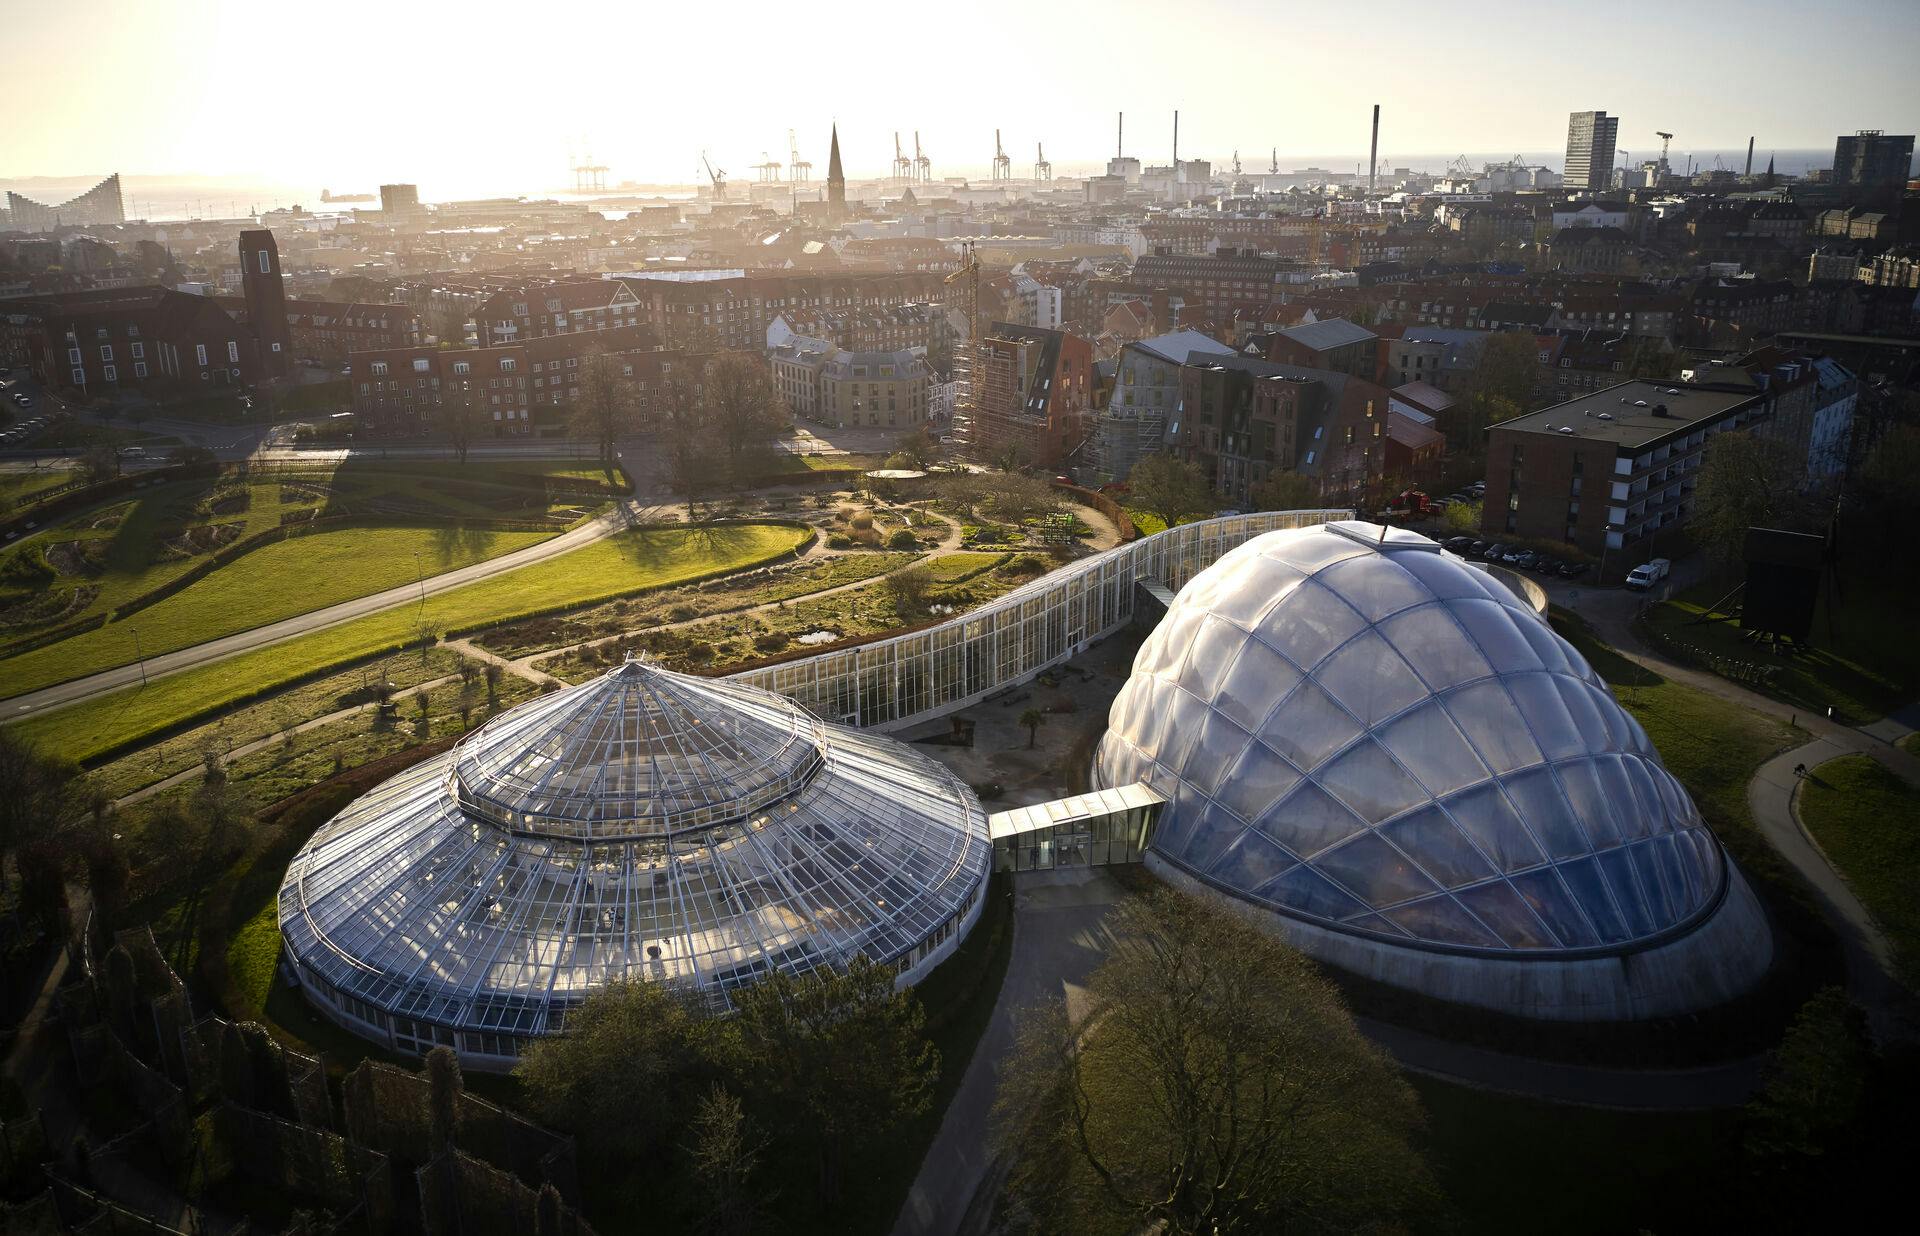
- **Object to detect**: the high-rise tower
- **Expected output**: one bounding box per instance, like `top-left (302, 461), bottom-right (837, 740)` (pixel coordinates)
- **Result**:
top-left (238, 229), bottom-right (290, 379)
top-left (1564, 110), bottom-right (1620, 192)
top-left (827, 124), bottom-right (846, 217)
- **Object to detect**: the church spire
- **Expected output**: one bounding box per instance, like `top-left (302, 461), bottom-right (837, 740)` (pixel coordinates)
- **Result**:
top-left (827, 123), bottom-right (846, 215)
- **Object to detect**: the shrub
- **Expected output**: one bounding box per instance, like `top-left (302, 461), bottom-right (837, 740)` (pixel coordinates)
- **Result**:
top-left (1003, 553), bottom-right (1046, 577)
top-left (753, 631), bottom-right (790, 653)
top-left (887, 528), bottom-right (919, 550)
top-left (850, 511), bottom-right (874, 531)
top-left (827, 533), bottom-right (854, 550)
top-left (0, 546), bottom-right (55, 587)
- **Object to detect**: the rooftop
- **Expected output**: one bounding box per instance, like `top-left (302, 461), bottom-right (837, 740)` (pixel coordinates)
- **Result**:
top-left (1490, 380), bottom-right (1759, 449)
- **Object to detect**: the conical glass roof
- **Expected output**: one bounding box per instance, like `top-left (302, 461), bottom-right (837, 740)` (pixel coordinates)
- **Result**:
top-left (451, 657), bottom-right (824, 840)
top-left (279, 659), bottom-right (992, 1040)
top-left (1098, 521), bottom-right (1728, 957)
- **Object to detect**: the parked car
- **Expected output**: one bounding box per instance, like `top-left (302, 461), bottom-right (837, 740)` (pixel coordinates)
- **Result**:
top-left (1442, 536), bottom-right (1475, 553)
top-left (1557, 562), bottom-right (1591, 579)
top-left (1625, 558), bottom-right (1672, 590)
top-left (117, 446), bottom-right (147, 458)
top-left (1509, 550), bottom-right (1538, 569)
top-left (1499, 547), bottom-right (1528, 564)
top-left (1481, 542), bottom-right (1507, 560)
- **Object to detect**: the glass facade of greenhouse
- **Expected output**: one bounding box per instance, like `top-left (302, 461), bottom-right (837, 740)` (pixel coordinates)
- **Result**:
top-left (1097, 522), bottom-right (1730, 958)
top-left (278, 661), bottom-right (992, 1068)
top-left (731, 508), bottom-right (1354, 730)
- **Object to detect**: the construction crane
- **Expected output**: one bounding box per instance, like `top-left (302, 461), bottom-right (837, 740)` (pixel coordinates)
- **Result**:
top-left (1655, 131), bottom-right (1674, 170)
top-left (892, 132), bottom-right (912, 181)
top-left (913, 131), bottom-right (931, 182)
top-left (1232, 149), bottom-right (1242, 176)
top-left (753, 151), bottom-right (782, 183)
top-left (788, 129), bottom-right (811, 182)
top-left (992, 129), bottom-right (1011, 181)
top-left (1033, 141), bottom-right (1051, 181)
top-left (701, 152), bottom-right (726, 201)
top-left (1270, 148), bottom-right (1279, 174)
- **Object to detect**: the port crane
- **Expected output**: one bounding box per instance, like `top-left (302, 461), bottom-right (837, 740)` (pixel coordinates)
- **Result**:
top-left (1033, 142), bottom-right (1051, 180)
top-left (701, 152), bottom-right (726, 201)
top-left (992, 129), bottom-right (1011, 181)
top-left (788, 129), bottom-right (811, 182)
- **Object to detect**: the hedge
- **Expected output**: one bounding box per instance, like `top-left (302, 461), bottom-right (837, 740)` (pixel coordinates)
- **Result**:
top-left (0, 462), bottom-right (220, 542)
top-left (1052, 480), bottom-right (1138, 542)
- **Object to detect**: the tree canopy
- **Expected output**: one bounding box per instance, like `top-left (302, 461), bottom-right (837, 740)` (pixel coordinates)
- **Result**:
top-left (1127, 453), bottom-right (1218, 529)
top-left (994, 887), bottom-right (1436, 1235)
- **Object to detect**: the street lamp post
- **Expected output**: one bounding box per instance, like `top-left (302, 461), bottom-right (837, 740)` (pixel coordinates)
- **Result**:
top-left (1598, 522), bottom-right (1622, 584)
top-left (412, 550), bottom-right (427, 616)
top-left (131, 625), bottom-right (147, 686)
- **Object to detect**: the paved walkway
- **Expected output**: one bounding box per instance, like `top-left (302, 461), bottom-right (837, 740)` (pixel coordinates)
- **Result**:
top-left (893, 868), bottom-right (1121, 1236)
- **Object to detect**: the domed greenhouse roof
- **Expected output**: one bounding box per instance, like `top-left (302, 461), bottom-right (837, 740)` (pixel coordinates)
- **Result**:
top-left (1097, 521), bottom-right (1728, 956)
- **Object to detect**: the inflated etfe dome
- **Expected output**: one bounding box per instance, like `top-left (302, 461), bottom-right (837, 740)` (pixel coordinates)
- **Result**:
top-left (280, 658), bottom-right (991, 1061)
top-left (1098, 522), bottom-right (1727, 957)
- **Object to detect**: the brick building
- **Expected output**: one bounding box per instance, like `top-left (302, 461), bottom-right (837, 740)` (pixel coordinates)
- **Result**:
top-left (1482, 380), bottom-right (1767, 562)
top-left (1168, 356), bottom-right (1390, 506)
top-left (1126, 251), bottom-right (1291, 324)
top-left (615, 270), bottom-right (943, 352)
top-left (1, 286), bottom-right (263, 395)
top-left (1262, 318), bottom-right (1380, 377)
top-left (969, 323), bottom-right (1095, 469)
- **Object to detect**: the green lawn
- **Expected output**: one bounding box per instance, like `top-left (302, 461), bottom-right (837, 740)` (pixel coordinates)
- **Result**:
top-left (227, 896), bottom-right (281, 1019)
top-left (12, 523), bottom-right (809, 764)
top-left (1645, 571), bottom-right (1919, 724)
top-left (1799, 755), bottom-right (1920, 990)
top-left (0, 524), bottom-right (554, 696)
top-left (0, 468), bottom-right (77, 508)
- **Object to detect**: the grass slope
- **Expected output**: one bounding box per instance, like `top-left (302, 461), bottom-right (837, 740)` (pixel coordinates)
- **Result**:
top-left (0, 524), bottom-right (553, 695)
top-left (13, 523), bottom-right (809, 764)
top-left (1799, 754), bottom-right (1920, 989)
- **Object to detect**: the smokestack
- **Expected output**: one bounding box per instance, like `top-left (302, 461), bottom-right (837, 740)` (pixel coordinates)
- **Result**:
top-left (1368, 104), bottom-right (1380, 195)
top-left (1745, 136), bottom-right (1754, 175)
top-left (1117, 111), bottom-right (1123, 159)
top-left (1173, 110), bottom-right (1179, 165)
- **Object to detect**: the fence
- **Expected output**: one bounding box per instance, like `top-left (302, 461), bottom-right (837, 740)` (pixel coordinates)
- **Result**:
top-left (342, 1061), bottom-right (578, 1203)
top-left (415, 1152), bottom-right (597, 1236)
top-left (1635, 618), bottom-right (1783, 689)
top-left (196, 1104), bottom-right (392, 1236)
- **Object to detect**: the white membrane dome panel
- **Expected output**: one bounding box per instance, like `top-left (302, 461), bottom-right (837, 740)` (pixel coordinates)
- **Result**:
top-left (1097, 521), bottom-right (1724, 955)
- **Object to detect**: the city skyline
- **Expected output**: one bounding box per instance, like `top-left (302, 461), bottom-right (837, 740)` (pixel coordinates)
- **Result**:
top-left (7, 0), bottom-right (1915, 199)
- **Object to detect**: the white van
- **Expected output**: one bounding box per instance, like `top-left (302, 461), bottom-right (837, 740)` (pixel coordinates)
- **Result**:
top-left (1624, 558), bottom-right (1670, 590)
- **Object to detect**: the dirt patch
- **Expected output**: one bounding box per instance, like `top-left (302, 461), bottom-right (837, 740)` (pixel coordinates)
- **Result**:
top-left (162, 521), bottom-right (243, 559)
top-left (278, 481), bottom-right (332, 505)
top-left (88, 503), bottom-right (133, 532)
top-left (0, 584), bottom-right (98, 629)
top-left (199, 486), bottom-right (252, 517)
top-left (44, 539), bottom-right (107, 577)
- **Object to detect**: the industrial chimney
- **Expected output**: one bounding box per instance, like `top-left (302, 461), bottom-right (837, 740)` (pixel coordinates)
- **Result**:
top-left (1368, 104), bottom-right (1380, 195)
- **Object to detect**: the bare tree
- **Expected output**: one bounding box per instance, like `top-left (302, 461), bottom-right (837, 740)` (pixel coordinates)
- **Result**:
top-left (441, 378), bottom-right (483, 464)
top-left (571, 351), bottom-right (636, 463)
top-left (994, 888), bottom-right (1436, 1235)
top-left (659, 368), bottom-right (722, 519)
top-left (704, 352), bottom-right (783, 481)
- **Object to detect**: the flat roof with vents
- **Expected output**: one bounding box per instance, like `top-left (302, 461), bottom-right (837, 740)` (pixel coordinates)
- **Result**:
top-left (1488, 380), bottom-right (1760, 452)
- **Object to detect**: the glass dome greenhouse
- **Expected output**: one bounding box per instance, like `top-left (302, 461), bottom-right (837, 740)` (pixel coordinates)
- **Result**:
top-left (278, 658), bottom-right (992, 1065)
top-left (1097, 521), bottom-right (1771, 1018)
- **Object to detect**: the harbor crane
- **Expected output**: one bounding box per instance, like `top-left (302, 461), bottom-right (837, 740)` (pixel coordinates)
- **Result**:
top-left (1656, 131), bottom-right (1674, 166)
top-left (892, 132), bottom-right (912, 181)
top-left (1033, 141), bottom-right (1051, 181)
top-left (701, 152), bottom-right (726, 201)
top-left (788, 129), bottom-right (810, 182)
top-left (753, 151), bottom-right (782, 182)
top-left (913, 131), bottom-right (931, 182)
top-left (992, 129), bottom-right (1011, 181)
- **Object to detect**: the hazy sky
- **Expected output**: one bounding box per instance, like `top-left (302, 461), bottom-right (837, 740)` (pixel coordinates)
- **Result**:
top-left (6, 0), bottom-right (1916, 199)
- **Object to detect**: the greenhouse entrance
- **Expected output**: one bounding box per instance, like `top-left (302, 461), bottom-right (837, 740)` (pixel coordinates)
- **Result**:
top-left (988, 782), bottom-right (1166, 873)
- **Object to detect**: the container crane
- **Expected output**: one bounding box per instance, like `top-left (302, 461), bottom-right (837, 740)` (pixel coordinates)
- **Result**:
top-left (992, 129), bottom-right (1011, 181)
top-left (701, 152), bottom-right (727, 201)
top-left (913, 131), bottom-right (931, 182)
top-left (1034, 141), bottom-right (1051, 181)
top-left (892, 132), bottom-right (912, 181)
top-left (788, 129), bottom-right (811, 182)
top-left (753, 151), bottom-right (782, 183)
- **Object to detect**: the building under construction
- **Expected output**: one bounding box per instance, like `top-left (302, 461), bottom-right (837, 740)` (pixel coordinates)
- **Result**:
top-left (968, 322), bottom-right (1095, 470)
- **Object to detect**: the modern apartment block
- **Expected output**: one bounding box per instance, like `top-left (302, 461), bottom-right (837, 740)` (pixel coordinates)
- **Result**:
top-left (1481, 380), bottom-right (1766, 562)
top-left (1831, 130), bottom-right (1914, 189)
top-left (1563, 111), bottom-right (1620, 192)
